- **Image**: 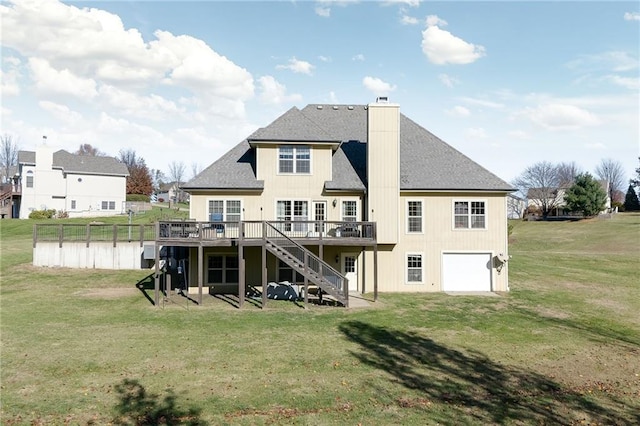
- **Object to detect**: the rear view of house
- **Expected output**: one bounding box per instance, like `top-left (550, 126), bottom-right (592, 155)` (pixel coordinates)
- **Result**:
top-left (172, 99), bottom-right (514, 301)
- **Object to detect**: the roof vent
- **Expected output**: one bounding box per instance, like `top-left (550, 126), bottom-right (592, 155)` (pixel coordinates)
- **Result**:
top-left (376, 96), bottom-right (389, 103)
top-left (332, 105), bottom-right (339, 110)
top-left (347, 105), bottom-right (354, 110)
top-left (317, 105), bottom-right (323, 110)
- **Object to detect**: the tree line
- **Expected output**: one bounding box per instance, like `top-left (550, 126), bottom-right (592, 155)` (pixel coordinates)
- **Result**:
top-left (512, 158), bottom-right (640, 218)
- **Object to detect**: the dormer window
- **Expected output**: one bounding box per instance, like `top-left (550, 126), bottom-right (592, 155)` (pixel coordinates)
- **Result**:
top-left (278, 145), bottom-right (310, 174)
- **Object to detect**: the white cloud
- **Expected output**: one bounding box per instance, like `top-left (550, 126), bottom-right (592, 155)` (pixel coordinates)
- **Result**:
top-left (438, 73), bottom-right (460, 88)
top-left (315, 7), bottom-right (331, 17)
top-left (383, 0), bottom-right (420, 6)
top-left (466, 127), bottom-right (487, 139)
top-left (605, 75), bottom-right (640, 90)
top-left (352, 54), bottom-right (365, 61)
top-left (566, 51), bottom-right (639, 73)
top-left (400, 15), bottom-right (419, 25)
top-left (585, 142), bottom-right (607, 150)
top-left (624, 12), bottom-right (640, 21)
top-left (39, 101), bottom-right (83, 125)
top-left (458, 96), bottom-right (504, 109)
top-left (29, 57), bottom-right (98, 99)
top-left (362, 76), bottom-right (397, 95)
top-left (1, 1), bottom-right (255, 107)
top-left (445, 105), bottom-right (470, 117)
top-left (426, 15), bottom-right (448, 27)
top-left (276, 57), bottom-right (315, 75)
top-left (328, 91), bottom-right (339, 104)
top-left (1, 57), bottom-right (21, 97)
top-left (526, 103), bottom-right (602, 130)
top-left (508, 130), bottom-right (531, 140)
top-left (421, 20), bottom-right (485, 65)
top-left (318, 55), bottom-right (332, 62)
top-left (99, 85), bottom-right (183, 121)
top-left (257, 75), bottom-right (303, 105)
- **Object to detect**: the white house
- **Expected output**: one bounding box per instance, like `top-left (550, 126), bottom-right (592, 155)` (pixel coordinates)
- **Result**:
top-left (16, 144), bottom-right (129, 218)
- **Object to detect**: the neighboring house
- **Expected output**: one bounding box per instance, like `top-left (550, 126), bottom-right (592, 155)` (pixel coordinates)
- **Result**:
top-left (527, 180), bottom-right (611, 217)
top-left (156, 181), bottom-right (188, 204)
top-left (507, 193), bottom-right (526, 219)
top-left (15, 144), bottom-right (129, 218)
top-left (178, 99), bottom-right (514, 297)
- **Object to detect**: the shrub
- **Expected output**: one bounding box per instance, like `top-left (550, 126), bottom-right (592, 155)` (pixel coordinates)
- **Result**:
top-left (56, 210), bottom-right (69, 219)
top-left (28, 209), bottom-right (57, 219)
top-left (126, 194), bottom-right (150, 202)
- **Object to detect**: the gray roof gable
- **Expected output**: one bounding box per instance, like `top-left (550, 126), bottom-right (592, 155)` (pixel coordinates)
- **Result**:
top-left (18, 150), bottom-right (129, 176)
top-left (184, 103), bottom-right (514, 192)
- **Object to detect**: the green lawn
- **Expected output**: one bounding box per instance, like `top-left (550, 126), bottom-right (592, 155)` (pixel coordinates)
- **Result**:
top-left (1, 212), bottom-right (639, 425)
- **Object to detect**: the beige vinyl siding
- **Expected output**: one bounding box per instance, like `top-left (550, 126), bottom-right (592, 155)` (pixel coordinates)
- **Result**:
top-left (363, 192), bottom-right (509, 292)
top-left (366, 102), bottom-right (400, 244)
top-left (188, 144), bottom-right (363, 223)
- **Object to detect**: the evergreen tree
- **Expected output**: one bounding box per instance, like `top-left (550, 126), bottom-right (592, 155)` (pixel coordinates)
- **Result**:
top-left (623, 184), bottom-right (640, 211)
top-left (564, 173), bottom-right (607, 217)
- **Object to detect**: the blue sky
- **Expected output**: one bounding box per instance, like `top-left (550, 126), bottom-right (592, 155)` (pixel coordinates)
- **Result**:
top-left (1, 0), bottom-right (638, 185)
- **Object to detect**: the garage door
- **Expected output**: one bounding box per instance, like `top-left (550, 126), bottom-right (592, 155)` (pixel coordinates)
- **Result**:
top-left (442, 253), bottom-right (492, 292)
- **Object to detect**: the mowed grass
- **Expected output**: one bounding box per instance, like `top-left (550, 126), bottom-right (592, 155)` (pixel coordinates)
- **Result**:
top-left (1, 213), bottom-right (639, 425)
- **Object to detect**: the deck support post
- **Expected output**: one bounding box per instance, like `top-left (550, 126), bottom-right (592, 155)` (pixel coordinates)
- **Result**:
top-left (373, 243), bottom-right (378, 302)
top-left (154, 226), bottom-right (160, 306)
top-left (238, 226), bottom-right (245, 308)
top-left (198, 244), bottom-right (203, 305)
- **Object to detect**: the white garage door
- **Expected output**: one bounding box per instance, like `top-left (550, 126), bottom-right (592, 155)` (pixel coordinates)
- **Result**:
top-left (442, 253), bottom-right (492, 292)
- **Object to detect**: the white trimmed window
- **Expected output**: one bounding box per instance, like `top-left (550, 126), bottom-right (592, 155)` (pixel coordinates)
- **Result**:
top-left (278, 145), bottom-right (310, 174)
top-left (26, 171), bottom-right (34, 188)
top-left (406, 254), bottom-right (423, 283)
top-left (207, 255), bottom-right (239, 284)
top-left (71, 200), bottom-right (76, 210)
top-left (454, 201), bottom-right (486, 229)
top-left (101, 201), bottom-right (116, 210)
top-left (407, 200), bottom-right (423, 233)
top-left (342, 200), bottom-right (357, 222)
top-left (208, 200), bottom-right (242, 222)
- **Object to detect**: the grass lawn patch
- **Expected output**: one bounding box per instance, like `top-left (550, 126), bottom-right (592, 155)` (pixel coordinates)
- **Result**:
top-left (1, 213), bottom-right (639, 424)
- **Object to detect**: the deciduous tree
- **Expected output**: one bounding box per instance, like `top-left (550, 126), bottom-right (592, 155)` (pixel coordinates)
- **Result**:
top-left (0, 133), bottom-right (20, 183)
top-left (513, 161), bottom-right (561, 218)
top-left (556, 161), bottom-right (582, 188)
top-left (118, 149), bottom-right (152, 196)
top-left (564, 173), bottom-right (608, 217)
top-left (168, 161), bottom-right (186, 202)
top-left (595, 158), bottom-right (625, 204)
top-left (75, 144), bottom-right (106, 156)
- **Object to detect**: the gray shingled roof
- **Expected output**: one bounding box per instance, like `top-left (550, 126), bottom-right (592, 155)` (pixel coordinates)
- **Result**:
top-left (18, 150), bottom-right (129, 176)
top-left (183, 104), bottom-right (514, 192)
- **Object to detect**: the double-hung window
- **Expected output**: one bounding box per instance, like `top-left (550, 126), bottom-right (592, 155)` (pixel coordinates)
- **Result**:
top-left (101, 201), bottom-right (116, 210)
top-left (278, 146), bottom-right (310, 174)
top-left (26, 171), bottom-right (34, 188)
top-left (407, 254), bottom-right (423, 283)
top-left (407, 201), bottom-right (423, 233)
top-left (454, 201), bottom-right (486, 229)
top-left (342, 200), bottom-right (357, 222)
top-left (208, 200), bottom-right (241, 222)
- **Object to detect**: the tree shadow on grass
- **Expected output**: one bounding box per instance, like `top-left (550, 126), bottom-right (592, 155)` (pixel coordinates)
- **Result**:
top-left (109, 379), bottom-right (207, 426)
top-left (339, 321), bottom-right (638, 425)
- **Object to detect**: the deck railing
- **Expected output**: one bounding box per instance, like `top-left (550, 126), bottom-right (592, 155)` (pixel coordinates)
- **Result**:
top-left (156, 220), bottom-right (376, 243)
top-left (33, 223), bottom-right (156, 247)
top-left (33, 220), bottom-right (376, 246)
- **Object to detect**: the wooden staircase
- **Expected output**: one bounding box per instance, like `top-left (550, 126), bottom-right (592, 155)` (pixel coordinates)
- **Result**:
top-left (264, 222), bottom-right (348, 307)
